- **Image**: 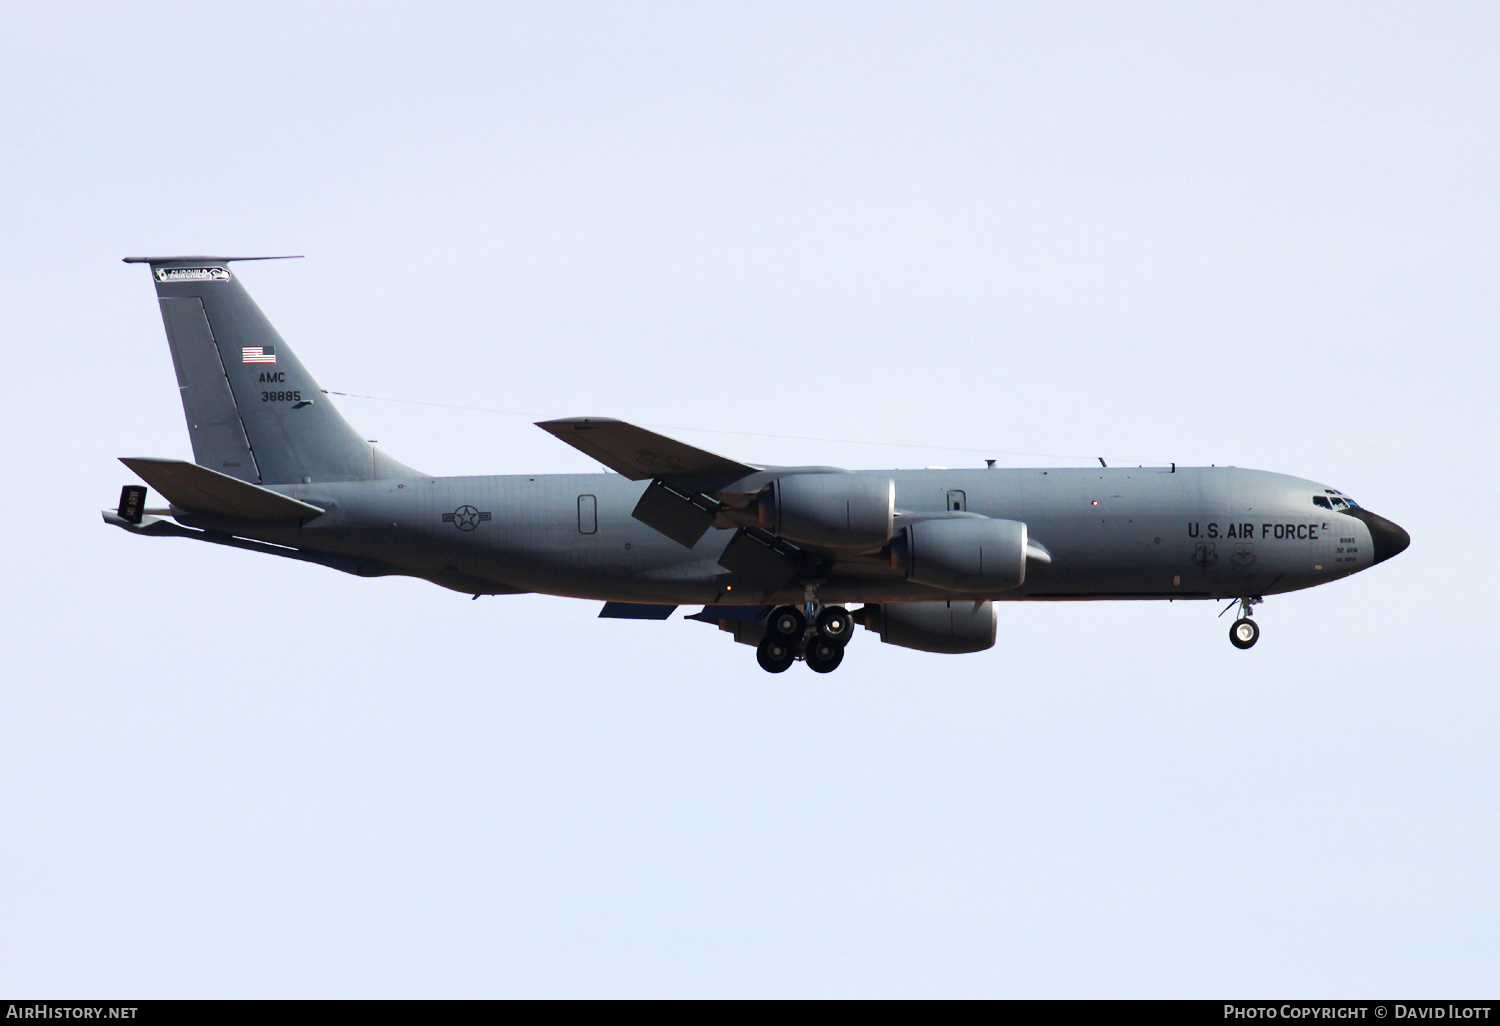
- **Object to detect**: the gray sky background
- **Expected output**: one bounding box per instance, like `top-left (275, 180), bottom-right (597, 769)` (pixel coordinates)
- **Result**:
top-left (1, 1), bottom-right (1495, 997)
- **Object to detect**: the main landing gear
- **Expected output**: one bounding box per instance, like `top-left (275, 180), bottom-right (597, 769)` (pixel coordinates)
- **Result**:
top-left (1226, 596), bottom-right (1263, 650)
top-left (756, 634), bottom-right (798, 673)
top-left (755, 601), bottom-right (855, 673)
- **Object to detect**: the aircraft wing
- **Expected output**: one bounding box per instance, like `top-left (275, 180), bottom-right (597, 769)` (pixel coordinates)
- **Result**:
top-left (535, 417), bottom-right (757, 481)
top-left (120, 457), bottom-right (324, 520)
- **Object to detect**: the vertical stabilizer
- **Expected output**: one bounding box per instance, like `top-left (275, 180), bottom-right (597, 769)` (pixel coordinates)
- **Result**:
top-left (126, 256), bottom-right (418, 484)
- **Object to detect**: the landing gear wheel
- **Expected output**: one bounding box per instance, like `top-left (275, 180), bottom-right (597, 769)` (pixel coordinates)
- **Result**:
top-left (757, 636), bottom-right (797, 673)
top-left (1229, 618), bottom-right (1260, 650)
top-left (805, 639), bottom-right (845, 673)
top-left (768, 606), bottom-right (807, 639)
top-left (815, 606), bottom-right (854, 644)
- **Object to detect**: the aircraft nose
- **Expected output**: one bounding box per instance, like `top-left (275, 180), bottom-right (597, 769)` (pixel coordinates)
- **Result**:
top-left (1356, 509), bottom-right (1411, 565)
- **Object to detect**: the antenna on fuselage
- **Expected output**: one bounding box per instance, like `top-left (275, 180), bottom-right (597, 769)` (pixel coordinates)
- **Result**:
top-left (1097, 457), bottom-right (1107, 468)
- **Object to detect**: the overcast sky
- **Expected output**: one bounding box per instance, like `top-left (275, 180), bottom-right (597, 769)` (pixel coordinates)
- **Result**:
top-left (1, 1), bottom-right (1495, 997)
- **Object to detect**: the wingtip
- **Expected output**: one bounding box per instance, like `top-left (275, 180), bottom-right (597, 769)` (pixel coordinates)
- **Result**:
top-left (536, 417), bottom-right (622, 431)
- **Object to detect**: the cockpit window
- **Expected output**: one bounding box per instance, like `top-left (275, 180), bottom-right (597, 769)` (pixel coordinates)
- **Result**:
top-left (1313, 496), bottom-right (1332, 509)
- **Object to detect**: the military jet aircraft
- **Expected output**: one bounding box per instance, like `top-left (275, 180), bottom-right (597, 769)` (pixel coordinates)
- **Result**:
top-left (106, 256), bottom-right (1410, 672)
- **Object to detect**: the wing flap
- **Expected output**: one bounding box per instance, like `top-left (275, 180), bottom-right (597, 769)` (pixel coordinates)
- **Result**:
top-left (598, 602), bottom-right (677, 619)
top-left (631, 479), bottom-right (718, 547)
top-left (120, 457), bottom-right (324, 520)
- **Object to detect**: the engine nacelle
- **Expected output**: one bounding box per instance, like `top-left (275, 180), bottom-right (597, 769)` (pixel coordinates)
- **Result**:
top-left (759, 473), bottom-right (895, 550)
top-left (892, 516), bottom-right (1029, 592)
top-left (861, 600), bottom-right (997, 654)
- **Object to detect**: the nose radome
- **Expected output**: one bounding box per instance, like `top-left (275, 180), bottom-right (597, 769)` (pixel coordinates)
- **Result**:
top-left (1346, 508), bottom-right (1410, 565)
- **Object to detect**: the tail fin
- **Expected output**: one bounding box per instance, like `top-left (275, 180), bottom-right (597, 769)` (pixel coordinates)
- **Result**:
top-left (125, 256), bottom-right (418, 484)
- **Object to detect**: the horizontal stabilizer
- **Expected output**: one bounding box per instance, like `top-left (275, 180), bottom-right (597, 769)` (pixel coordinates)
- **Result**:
top-left (120, 458), bottom-right (324, 520)
top-left (598, 602), bottom-right (677, 620)
top-left (536, 418), bottom-right (756, 482)
top-left (102, 510), bottom-right (524, 594)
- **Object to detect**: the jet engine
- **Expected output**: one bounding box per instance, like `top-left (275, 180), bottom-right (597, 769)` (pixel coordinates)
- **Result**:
top-left (860, 600), bottom-right (997, 654)
top-left (759, 473), bottom-right (895, 550)
top-left (890, 516), bottom-right (1029, 592)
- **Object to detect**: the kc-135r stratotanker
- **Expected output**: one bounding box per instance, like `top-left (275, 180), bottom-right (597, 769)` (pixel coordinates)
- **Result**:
top-left (106, 256), bottom-right (1410, 672)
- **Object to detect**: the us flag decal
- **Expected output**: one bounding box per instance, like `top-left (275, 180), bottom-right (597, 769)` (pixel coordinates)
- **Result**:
top-left (242, 346), bottom-right (277, 364)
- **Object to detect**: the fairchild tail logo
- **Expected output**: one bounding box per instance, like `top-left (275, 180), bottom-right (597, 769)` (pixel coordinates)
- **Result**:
top-left (154, 266), bottom-right (231, 283)
top-left (443, 505), bottom-right (492, 531)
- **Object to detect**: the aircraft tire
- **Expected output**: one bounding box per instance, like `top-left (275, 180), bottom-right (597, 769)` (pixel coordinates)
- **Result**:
top-left (1229, 618), bottom-right (1260, 650)
top-left (815, 606), bottom-right (854, 645)
top-left (757, 636), bottom-right (797, 673)
top-left (805, 639), bottom-right (845, 673)
top-left (768, 606), bottom-right (806, 639)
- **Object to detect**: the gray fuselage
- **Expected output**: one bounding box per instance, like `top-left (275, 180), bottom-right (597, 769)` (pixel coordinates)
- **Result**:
top-left (174, 465), bottom-right (1389, 605)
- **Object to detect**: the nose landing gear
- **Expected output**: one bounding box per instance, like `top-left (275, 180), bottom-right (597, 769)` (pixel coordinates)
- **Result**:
top-left (1230, 617), bottom-right (1260, 649)
top-left (1225, 596), bottom-right (1262, 649)
top-left (757, 601), bottom-right (854, 672)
